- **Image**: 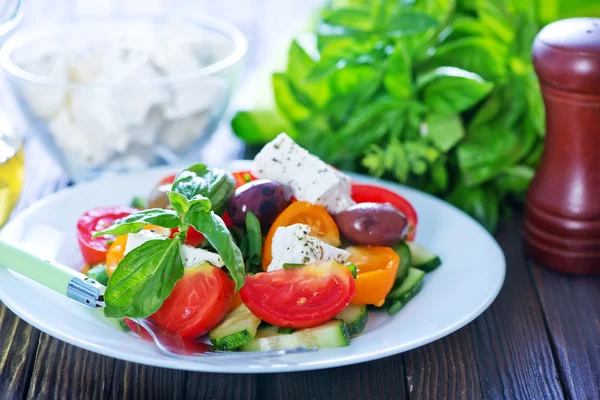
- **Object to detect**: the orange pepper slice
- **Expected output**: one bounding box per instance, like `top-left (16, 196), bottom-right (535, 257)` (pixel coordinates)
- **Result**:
top-left (262, 202), bottom-right (340, 270)
top-left (106, 234), bottom-right (128, 277)
top-left (348, 246), bottom-right (399, 307)
top-left (105, 225), bottom-right (170, 277)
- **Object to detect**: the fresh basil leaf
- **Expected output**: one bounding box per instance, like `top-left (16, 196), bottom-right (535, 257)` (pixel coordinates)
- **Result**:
top-left (168, 191), bottom-right (190, 216)
top-left (316, 30), bottom-right (377, 60)
top-left (418, 67), bottom-right (493, 114)
top-left (425, 113), bottom-right (465, 152)
top-left (430, 37), bottom-right (508, 81)
top-left (273, 73), bottom-right (312, 122)
top-left (415, 0), bottom-right (454, 23)
top-left (430, 157), bottom-right (449, 193)
top-left (92, 209), bottom-right (180, 238)
top-left (231, 110), bottom-right (291, 145)
top-left (524, 74), bottom-right (545, 137)
top-left (287, 39), bottom-right (333, 109)
top-left (457, 124), bottom-right (519, 186)
top-left (493, 165), bottom-right (535, 198)
top-left (322, 7), bottom-right (375, 32)
top-left (384, 44), bottom-right (413, 99)
top-left (384, 11), bottom-right (439, 37)
top-left (86, 264), bottom-right (109, 286)
top-left (172, 165), bottom-right (235, 215)
top-left (103, 238), bottom-right (183, 318)
top-left (476, 0), bottom-right (515, 44)
top-left (446, 16), bottom-right (490, 41)
top-left (185, 204), bottom-right (245, 291)
top-left (405, 140), bottom-right (440, 175)
top-left (245, 211), bottom-right (263, 274)
top-left (446, 183), bottom-right (499, 232)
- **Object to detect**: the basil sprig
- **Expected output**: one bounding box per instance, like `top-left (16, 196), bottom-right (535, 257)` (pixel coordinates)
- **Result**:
top-left (97, 164), bottom-right (244, 319)
top-left (171, 164), bottom-right (235, 215)
top-left (93, 209), bottom-right (180, 238)
top-left (185, 202), bottom-right (245, 291)
top-left (104, 239), bottom-right (183, 318)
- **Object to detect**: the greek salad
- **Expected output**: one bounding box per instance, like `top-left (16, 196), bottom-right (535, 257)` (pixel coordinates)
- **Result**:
top-left (78, 133), bottom-right (441, 351)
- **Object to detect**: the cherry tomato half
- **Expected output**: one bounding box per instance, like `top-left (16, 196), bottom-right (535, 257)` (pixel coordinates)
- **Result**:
top-left (241, 261), bottom-right (355, 328)
top-left (351, 183), bottom-right (418, 241)
top-left (347, 246), bottom-right (399, 307)
top-left (262, 202), bottom-right (341, 270)
top-left (151, 263), bottom-right (233, 338)
top-left (76, 206), bottom-right (138, 265)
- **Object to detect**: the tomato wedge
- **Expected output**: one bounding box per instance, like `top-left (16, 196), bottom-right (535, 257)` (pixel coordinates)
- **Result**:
top-left (262, 202), bottom-right (340, 270)
top-left (151, 263), bottom-right (233, 338)
top-left (351, 184), bottom-right (418, 241)
top-left (241, 261), bottom-right (355, 328)
top-left (76, 206), bottom-right (138, 265)
top-left (347, 246), bottom-right (399, 307)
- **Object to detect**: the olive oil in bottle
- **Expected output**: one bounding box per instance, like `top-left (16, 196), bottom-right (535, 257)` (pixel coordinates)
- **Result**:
top-left (0, 131), bottom-right (24, 226)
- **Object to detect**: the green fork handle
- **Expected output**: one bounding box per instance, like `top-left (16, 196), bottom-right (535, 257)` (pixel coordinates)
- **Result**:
top-left (0, 239), bottom-right (105, 307)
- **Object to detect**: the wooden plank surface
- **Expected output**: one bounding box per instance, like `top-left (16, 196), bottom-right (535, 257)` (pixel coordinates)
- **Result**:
top-left (531, 264), bottom-right (600, 400)
top-left (468, 214), bottom-right (564, 400)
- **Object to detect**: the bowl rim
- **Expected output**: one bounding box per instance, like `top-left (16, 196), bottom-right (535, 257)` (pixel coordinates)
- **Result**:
top-left (0, 14), bottom-right (248, 89)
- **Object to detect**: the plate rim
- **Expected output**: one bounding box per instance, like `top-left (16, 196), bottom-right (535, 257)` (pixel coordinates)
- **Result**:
top-left (0, 161), bottom-right (506, 373)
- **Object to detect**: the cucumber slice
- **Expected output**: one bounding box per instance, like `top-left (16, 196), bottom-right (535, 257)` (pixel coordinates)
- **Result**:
top-left (240, 320), bottom-right (350, 351)
top-left (277, 327), bottom-right (295, 334)
top-left (392, 241), bottom-right (411, 281)
top-left (86, 264), bottom-right (109, 286)
top-left (335, 304), bottom-right (368, 337)
top-left (209, 304), bottom-right (262, 350)
top-left (407, 242), bottom-right (441, 272)
top-left (386, 267), bottom-right (425, 315)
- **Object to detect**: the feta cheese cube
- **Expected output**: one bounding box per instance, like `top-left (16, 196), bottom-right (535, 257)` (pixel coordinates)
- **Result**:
top-left (252, 133), bottom-right (355, 214)
top-left (267, 223), bottom-right (350, 271)
top-left (179, 245), bottom-right (224, 268)
top-left (124, 230), bottom-right (167, 255)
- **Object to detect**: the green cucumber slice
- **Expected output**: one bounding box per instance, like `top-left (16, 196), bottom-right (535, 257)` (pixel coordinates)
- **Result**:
top-left (407, 242), bottom-right (441, 272)
top-left (392, 241), bottom-right (411, 281)
top-left (86, 264), bottom-right (109, 286)
top-left (386, 267), bottom-right (425, 315)
top-left (240, 320), bottom-right (350, 351)
top-left (335, 304), bottom-right (368, 337)
top-left (209, 304), bottom-right (262, 350)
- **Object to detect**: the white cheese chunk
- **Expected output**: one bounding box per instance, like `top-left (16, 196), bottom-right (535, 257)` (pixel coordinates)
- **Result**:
top-left (124, 230), bottom-right (167, 255)
top-left (252, 133), bottom-right (355, 214)
top-left (267, 224), bottom-right (350, 272)
top-left (179, 244), bottom-right (224, 268)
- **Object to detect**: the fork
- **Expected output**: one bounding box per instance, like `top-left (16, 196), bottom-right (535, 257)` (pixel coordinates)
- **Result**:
top-left (0, 239), bottom-right (317, 360)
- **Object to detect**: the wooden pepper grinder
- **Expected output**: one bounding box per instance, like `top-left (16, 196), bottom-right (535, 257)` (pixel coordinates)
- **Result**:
top-left (524, 18), bottom-right (600, 275)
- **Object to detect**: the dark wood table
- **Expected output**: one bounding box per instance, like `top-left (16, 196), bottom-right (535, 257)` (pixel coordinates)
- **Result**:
top-left (1, 138), bottom-right (599, 400)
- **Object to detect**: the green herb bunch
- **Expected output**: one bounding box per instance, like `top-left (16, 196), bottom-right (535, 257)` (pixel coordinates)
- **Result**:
top-left (232, 0), bottom-right (600, 232)
top-left (93, 165), bottom-right (245, 319)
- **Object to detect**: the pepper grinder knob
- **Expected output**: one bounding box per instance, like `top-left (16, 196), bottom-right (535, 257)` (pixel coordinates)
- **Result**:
top-left (524, 18), bottom-right (600, 274)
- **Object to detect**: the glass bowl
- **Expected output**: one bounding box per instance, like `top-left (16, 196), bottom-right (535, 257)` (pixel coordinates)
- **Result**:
top-left (0, 15), bottom-right (247, 181)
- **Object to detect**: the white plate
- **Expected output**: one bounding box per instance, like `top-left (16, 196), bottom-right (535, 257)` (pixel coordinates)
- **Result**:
top-left (0, 161), bottom-right (505, 373)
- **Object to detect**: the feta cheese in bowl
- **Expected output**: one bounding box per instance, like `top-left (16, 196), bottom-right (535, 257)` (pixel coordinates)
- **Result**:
top-left (0, 16), bottom-right (247, 181)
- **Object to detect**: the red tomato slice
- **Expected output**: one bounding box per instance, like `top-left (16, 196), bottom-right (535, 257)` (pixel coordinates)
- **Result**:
top-left (151, 263), bottom-right (233, 338)
top-left (351, 183), bottom-right (418, 241)
top-left (76, 206), bottom-right (138, 265)
top-left (240, 261), bottom-right (355, 329)
top-left (232, 170), bottom-right (256, 189)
